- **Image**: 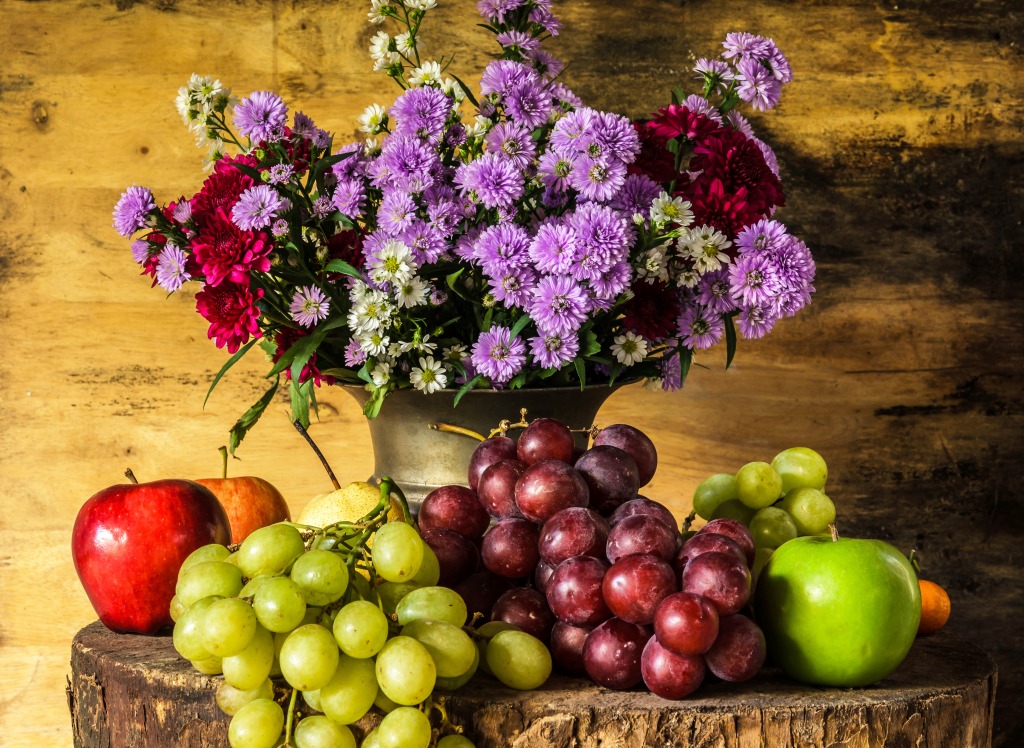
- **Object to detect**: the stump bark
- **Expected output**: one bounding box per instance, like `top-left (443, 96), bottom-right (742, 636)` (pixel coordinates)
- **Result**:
top-left (69, 620), bottom-right (996, 747)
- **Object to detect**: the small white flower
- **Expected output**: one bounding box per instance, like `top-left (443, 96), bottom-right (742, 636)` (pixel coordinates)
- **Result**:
top-left (369, 239), bottom-right (416, 287)
top-left (348, 288), bottom-right (393, 334)
top-left (650, 192), bottom-right (694, 227)
top-left (358, 103), bottom-right (389, 134)
top-left (394, 32), bottom-right (415, 54)
top-left (395, 275), bottom-right (429, 308)
top-left (442, 77), bottom-right (466, 105)
top-left (464, 116), bottom-right (493, 141)
top-left (676, 269), bottom-right (700, 288)
top-left (370, 361), bottom-right (393, 387)
top-left (403, 0), bottom-right (437, 10)
top-left (359, 331), bottom-right (391, 357)
top-left (611, 331), bottom-right (649, 366)
top-left (443, 344), bottom-right (469, 361)
top-left (636, 246), bottom-right (670, 283)
top-left (681, 225), bottom-right (733, 273)
top-left (400, 334), bottom-right (437, 355)
top-left (373, 51), bottom-right (401, 72)
top-left (408, 61), bottom-right (443, 87)
top-left (410, 356), bottom-right (448, 394)
top-left (368, 0), bottom-right (392, 24)
top-left (369, 31), bottom-right (392, 61)
top-left (364, 137), bottom-right (381, 156)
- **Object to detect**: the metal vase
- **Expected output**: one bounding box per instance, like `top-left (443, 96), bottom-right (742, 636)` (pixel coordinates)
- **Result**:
top-left (341, 382), bottom-right (632, 512)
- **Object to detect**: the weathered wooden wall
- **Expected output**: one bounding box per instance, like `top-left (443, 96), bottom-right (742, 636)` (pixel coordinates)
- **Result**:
top-left (0, 0), bottom-right (1020, 746)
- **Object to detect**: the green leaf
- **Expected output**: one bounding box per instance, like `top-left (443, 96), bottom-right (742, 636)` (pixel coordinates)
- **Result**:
top-left (724, 312), bottom-right (738, 369)
top-left (679, 347), bottom-right (693, 384)
top-left (290, 378), bottom-right (312, 429)
top-left (204, 339), bottom-right (256, 409)
top-left (508, 370), bottom-right (529, 390)
top-left (582, 329), bottom-right (601, 357)
top-left (573, 357), bottom-right (587, 390)
top-left (228, 377), bottom-right (280, 456)
top-left (454, 374), bottom-right (483, 407)
top-left (509, 313), bottom-right (531, 339)
top-left (323, 259), bottom-right (362, 279)
top-left (362, 385), bottom-right (388, 419)
top-left (481, 307), bottom-right (494, 332)
top-left (608, 362), bottom-right (622, 387)
top-left (449, 73), bottom-right (480, 108)
top-left (445, 268), bottom-right (469, 300)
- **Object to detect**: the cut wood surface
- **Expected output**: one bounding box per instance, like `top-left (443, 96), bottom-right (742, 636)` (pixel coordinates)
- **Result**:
top-left (69, 620), bottom-right (997, 748)
top-left (0, 0), bottom-right (1020, 746)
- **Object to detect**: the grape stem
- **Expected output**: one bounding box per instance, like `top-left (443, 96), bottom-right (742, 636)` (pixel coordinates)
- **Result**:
top-left (283, 687), bottom-right (298, 746)
top-left (292, 419), bottom-right (342, 490)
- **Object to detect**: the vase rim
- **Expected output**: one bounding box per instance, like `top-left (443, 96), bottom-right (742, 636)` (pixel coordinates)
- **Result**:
top-left (339, 379), bottom-right (641, 396)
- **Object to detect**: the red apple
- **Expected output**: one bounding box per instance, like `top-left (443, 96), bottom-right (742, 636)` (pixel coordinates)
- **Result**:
top-left (72, 476), bottom-right (231, 634)
top-left (193, 476), bottom-right (290, 544)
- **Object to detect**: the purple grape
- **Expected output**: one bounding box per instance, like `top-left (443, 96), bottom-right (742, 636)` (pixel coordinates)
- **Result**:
top-left (674, 532), bottom-right (747, 579)
top-left (680, 551), bottom-right (752, 616)
top-left (582, 617), bottom-right (650, 690)
top-left (605, 514), bottom-right (678, 564)
top-left (593, 424), bottom-right (658, 486)
top-left (477, 459), bottom-right (527, 520)
top-left (538, 507), bottom-right (609, 566)
top-left (468, 436), bottom-right (518, 491)
top-left (480, 518), bottom-right (540, 579)
top-left (698, 518), bottom-right (755, 567)
top-left (573, 445), bottom-right (640, 515)
top-left (609, 496), bottom-right (677, 530)
top-left (491, 587), bottom-right (555, 642)
top-left (703, 614), bottom-right (766, 682)
top-left (653, 592), bottom-right (719, 656)
top-left (517, 417), bottom-right (576, 465)
top-left (421, 528), bottom-right (480, 587)
top-left (418, 485), bottom-right (491, 540)
top-left (550, 621), bottom-right (593, 676)
top-left (514, 460), bottom-right (590, 524)
top-left (641, 637), bottom-right (705, 699)
top-left (601, 553), bottom-right (677, 626)
top-left (453, 571), bottom-right (514, 622)
top-left (535, 559), bottom-right (556, 596)
top-left (545, 555), bottom-right (611, 626)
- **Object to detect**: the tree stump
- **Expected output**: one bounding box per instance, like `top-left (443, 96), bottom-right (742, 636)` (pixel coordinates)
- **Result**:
top-left (69, 620), bottom-right (996, 747)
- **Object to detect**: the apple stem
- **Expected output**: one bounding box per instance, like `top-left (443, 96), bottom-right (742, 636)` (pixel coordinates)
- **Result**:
top-left (218, 446), bottom-right (229, 480)
top-left (124, 468), bottom-right (139, 485)
top-left (829, 522), bottom-right (839, 541)
top-left (293, 419), bottom-right (341, 490)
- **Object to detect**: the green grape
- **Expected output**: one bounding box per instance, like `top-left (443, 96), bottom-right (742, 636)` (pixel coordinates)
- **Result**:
top-left (485, 630), bottom-right (551, 690)
top-left (435, 644), bottom-right (479, 691)
top-left (771, 447), bottom-right (828, 494)
top-left (253, 576), bottom-right (307, 633)
top-left (180, 543), bottom-right (232, 574)
top-left (438, 735), bottom-right (476, 748)
top-left (279, 623), bottom-right (340, 691)
top-left (735, 461), bottom-right (784, 509)
top-left (692, 473), bottom-right (738, 520)
top-left (302, 688), bottom-right (322, 713)
top-left (410, 543), bottom-right (441, 586)
top-left (333, 600), bottom-right (389, 658)
top-left (375, 636), bottom-right (436, 705)
top-left (361, 729), bottom-right (383, 748)
top-left (318, 653), bottom-right (378, 725)
top-left (290, 550), bottom-right (350, 606)
top-left (227, 697), bottom-right (283, 748)
top-left (176, 560), bottom-right (244, 608)
top-left (372, 522), bottom-right (424, 582)
top-left (293, 714), bottom-right (357, 748)
top-left (169, 595), bottom-right (186, 623)
top-left (239, 574), bottom-right (276, 600)
top-left (749, 507), bottom-right (798, 549)
top-left (216, 678), bottom-right (275, 716)
top-left (377, 706), bottom-right (432, 748)
top-left (223, 625), bottom-right (275, 691)
top-left (473, 621), bottom-right (518, 676)
top-left (396, 586), bottom-right (468, 627)
top-left (751, 547), bottom-right (774, 588)
top-left (374, 688), bottom-right (401, 713)
top-left (401, 619), bottom-right (477, 678)
top-left (710, 499), bottom-right (756, 525)
top-left (191, 656), bottom-right (223, 675)
top-left (201, 597), bottom-right (259, 658)
top-left (237, 523), bottom-right (306, 579)
top-left (779, 486), bottom-right (836, 536)
top-left (377, 581), bottom-right (421, 616)
top-left (173, 591), bottom-right (222, 660)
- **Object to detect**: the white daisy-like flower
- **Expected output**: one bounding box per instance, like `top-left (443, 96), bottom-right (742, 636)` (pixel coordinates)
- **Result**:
top-left (369, 239), bottom-right (417, 287)
top-left (373, 51), bottom-right (401, 72)
top-left (464, 116), bottom-right (493, 141)
top-left (394, 32), bottom-right (415, 54)
top-left (410, 356), bottom-right (448, 394)
top-left (611, 331), bottom-right (649, 366)
top-left (359, 331), bottom-right (392, 357)
top-left (358, 103), bottom-right (389, 134)
top-left (681, 225), bottom-right (733, 273)
top-left (443, 344), bottom-right (469, 361)
top-left (650, 192), bottom-right (694, 227)
top-left (370, 361), bottom-right (393, 387)
top-left (368, 0), bottom-right (392, 24)
top-left (364, 137), bottom-right (381, 156)
top-left (408, 61), bottom-right (443, 87)
top-left (400, 334), bottom-right (437, 355)
top-left (403, 0), bottom-right (437, 10)
top-left (347, 287), bottom-right (393, 334)
top-left (395, 276), bottom-right (429, 308)
top-left (676, 269), bottom-right (700, 288)
top-left (369, 31), bottom-right (392, 61)
top-left (442, 77), bottom-right (467, 105)
top-left (636, 246), bottom-right (670, 283)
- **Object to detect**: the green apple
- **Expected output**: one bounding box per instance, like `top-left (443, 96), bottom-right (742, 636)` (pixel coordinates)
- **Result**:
top-left (754, 528), bottom-right (921, 687)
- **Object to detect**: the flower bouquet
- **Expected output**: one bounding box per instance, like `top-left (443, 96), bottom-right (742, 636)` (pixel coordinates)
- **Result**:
top-left (113, 0), bottom-right (814, 452)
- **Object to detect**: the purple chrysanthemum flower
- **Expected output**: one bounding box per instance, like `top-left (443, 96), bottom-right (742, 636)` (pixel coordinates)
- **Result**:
top-left (271, 219), bottom-right (290, 238)
top-left (537, 148), bottom-right (576, 192)
top-left (233, 91), bottom-right (288, 143)
top-left (391, 86), bottom-right (452, 142)
top-left (477, 0), bottom-right (527, 24)
top-left (454, 152), bottom-right (524, 209)
top-left (528, 274), bottom-right (590, 336)
top-left (497, 30), bottom-right (540, 52)
top-left (232, 184), bottom-right (288, 230)
top-left (593, 111), bottom-right (641, 163)
top-left (485, 121), bottom-right (538, 171)
top-left (694, 58), bottom-right (735, 83)
top-left (697, 269), bottom-right (738, 314)
top-left (488, 266), bottom-right (537, 310)
top-left (567, 202), bottom-right (634, 263)
top-left (571, 154), bottom-right (627, 203)
top-left (172, 200), bottom-right (192, 225)
top-left (423, 184), bottom-right (465, 236)
top-left (550, 107), bottom-right (596, 153)
top-left (678, 304), bottom-right (725, 350)
top-left (292, 111), bottom-right (318, 140)
top-left (722, 32), bottom-right (773, 61)
top-left (684, 94), bottom-right (724, 123)
top-left (504, 77), bottom-right (553, 130)
top-left (312, 195), bottom-right (334, 219)
top-left (290, 285), bottom-right (331, 328)
top-left (529, 331), bottom-right (579, 369)
top-left (660, 348), bottom-right (683, 391)
top-left (736, 303), bottom-right (777, 339)
top-left (332, 142), bottom-right (369, 180)
top-left (479, 59), bottom-right (533, 97)
top-left (529, 3), bottom-right (562, 35)
top-left (735, 218), bottom-right (791, 256)
top-left (548, 82), bottom-right (582, 109)
top-left (527, 48), bottom-right (565, 79)
top-left (266, 163), bottom-right (295, 185)
top-left (155, 244), bottom-right (192, 293)
top-left (131, 240), bottom-right (151, 265)
top-left (541, 185), bottom-right (570, 210)
top-left (735, 57), bottom-right (782, 112)
top-left (474, 223), bottom-right (532, 275)
top-left (610, 173), bottom-right (663, 217)
top-left (589, 260), bottom-right (632, 300)
top-left (759, 39), bottom-right (793, 83)
top-left (446, 122), bottom-right (468, 148)
top-left (332, 178), bottom-right (367, 219)
top-left (729, 252), bottom-right (780, 307)
top-left (377, 190), bottom-right (419, 236)
top-left (471, 325), bottom-right (527, 385)
top-left (113, 185), bottom-right (156, 237)
top-left (344, 338), bottom-right (367, 367)
top-left (374, 135), bottom-right (438, 194)
top-left (402, 218), bottom-right (448, 264)
top-left (528, 220), bottom-right (577, 274)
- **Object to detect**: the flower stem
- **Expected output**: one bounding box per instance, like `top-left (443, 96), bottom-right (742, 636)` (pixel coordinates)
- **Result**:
top-left (293, 419), bottom-right (341, 490)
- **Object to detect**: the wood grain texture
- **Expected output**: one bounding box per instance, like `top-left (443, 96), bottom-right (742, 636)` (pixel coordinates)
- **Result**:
top-left (0, 0), bottom-right (1020, 745)
top-left (69, 621), bottom-right (997, 748)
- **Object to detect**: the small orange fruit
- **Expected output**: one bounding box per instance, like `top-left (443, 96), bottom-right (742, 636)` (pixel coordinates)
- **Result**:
top-left (917, 579), bottom-right (951, 635)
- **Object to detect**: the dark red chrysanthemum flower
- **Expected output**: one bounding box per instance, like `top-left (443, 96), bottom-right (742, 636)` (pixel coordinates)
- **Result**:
top-left (195, 280), bottom-right (264, 354)
top-left (190, 154), bottom-right (259, 225)
top-left (190, 207), bottom-right (273, 287)
top-left (326, 229), bottom-right (367, 274)
top-left (646, 104), bottom-right (722, 144)
top-left (690, 128), bottom-right (785, 216)
top-left (273, 327), bottom-right (336, 386)
top-left (628, 121), bottom-right (679, 185)
top-left (620, 280), bottom-right (681, 343)
top-left (683, 178), bottom-right (760, 237)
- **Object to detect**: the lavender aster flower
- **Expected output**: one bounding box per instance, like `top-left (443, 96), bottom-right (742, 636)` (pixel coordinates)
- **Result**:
top-left (567, 202), bottom-right (634, 279)
top-left (172, 200), bottom-right (192, 225)
top-left (550, 108), bottom-right (597, 153)
top-left (332, 178), bottom-right (367, 219)
top-left (594, 111), bottom-right (641, 163)
top-left (377, 190), bottom-right (419, 236)
top-left (678, 305), bottom-right (725, 350)
top-left (474, 223), bottom-right (532, 275)
top-left (660, 348), bottom-right (683, 391)
top-left (735, 57), bottom-right (782, 111)
top-left (471, 325), bottom-right (527, 385)
top-left (537, 148), bottom-right (576, 192)
top-left (610, 174), bottom-right (663, 217)
top-left (488, 266), bottom-right (537, 310)
top-left (694, 58), bottom-right (735, 83)
top-left (391, 86), bottom-right (452, 142)
top-left (266, 163), bottom-right (295, 185)
top-left (402, 219), bottom-right (448, 264)
top-left (477, 0), bottom-right (527, 24)
top-left (571, 154), bottom-right (627, 203)
top-left (528, 274), bottom-right (590, 336)
top-left (155, 244), bottom-right (191, 292)
top-left (232, 184), bottom-right (288, 230)
top-left (589, 260), bottom-right (632, 300)
top-left (735, 218), bottom-right (791, 256)
top-left (292, 111), bottom-right (317, 139)
top-left (131, 240), bottom-right (150, 265)
top-left (485, 121), bottom-right (538, 171)
top-left (684, 94), bottom-right (724, 123)
top-left (344, 338), bottom-right (367, 367)
top-left (497, 30), bottom-right (540, 52)
top-left (312, 195), bottom-right (334, 219)
top-left (332, 142), bottom-right (369, 180)
top-left (529, 3), bottom-right (563, 36)
top-left (479, 59), bottom-right (532, 97)
top-left (113, 186), bottom-right (156, 237)
top-left (455, 152), bottom-right (524, 209)
top-left (529, 331), bottom-right (579, 369)
top-left (233, 91), bottom-right (288, 143)
top-left (373, 135), bottom-right (438, 193)
top-left (504, 77), bottom-right (553, 130)
top-left (528, 220), bottom-right (577, 274)
top-left (722, 32), bottom-right (773, 61)
top-left (290, 285), bottom-right (331, 328)
top-left (697, 269), bottom-right (738, 314)
top-left (736, 303), bottom-right (777, 339)
top-left (271, 218), bottom-right (289, 238)
top-left (526, 48), bottom-right (565, 79)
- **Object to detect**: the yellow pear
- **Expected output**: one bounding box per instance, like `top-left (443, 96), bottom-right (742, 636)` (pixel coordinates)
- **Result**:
top-left (295, 481), bottom-right (404, 528)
